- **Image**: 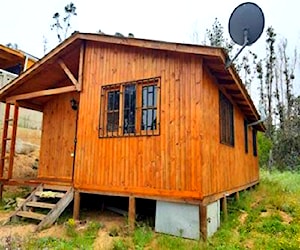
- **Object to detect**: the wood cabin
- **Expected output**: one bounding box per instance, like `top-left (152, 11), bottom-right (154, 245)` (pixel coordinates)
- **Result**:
top-left (0, 33), bottom-right (264, 238)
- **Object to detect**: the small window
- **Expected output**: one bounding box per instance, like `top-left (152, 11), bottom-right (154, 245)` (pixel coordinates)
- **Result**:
top-left (252, 128), bottom-right (257, 157)
top-left (142, 85), bottom-right (157, 130)
top-left (219, 91), bottom-right (234, 146)
top-left (123, 84), bottom-right (136, 134)
top-left (99, 77), bottom-right (160, 137)
top-left (244, 119), bottom-right (248, 153)
top-left (106, 90), bottom-right (120, 132)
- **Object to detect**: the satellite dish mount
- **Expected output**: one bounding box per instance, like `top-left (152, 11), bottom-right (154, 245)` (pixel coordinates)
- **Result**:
top-left (226, 2), bottom-right (265, 68)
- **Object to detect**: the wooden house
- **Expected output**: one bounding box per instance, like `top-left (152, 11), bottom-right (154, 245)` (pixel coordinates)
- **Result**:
top-left (0, 33), bottom-right (264, 238)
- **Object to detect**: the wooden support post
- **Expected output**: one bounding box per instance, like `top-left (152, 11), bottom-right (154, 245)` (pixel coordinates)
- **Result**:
top-left (221, 196), bottom-right (228, 221)
top-left (128, 196), bottom-right (136, 231)
top-left (0, 183), bottom-right (3, 201)
top-left (199, 203), bottom-right (207, 241)
top-left (8, 103), bottom-right (19, 179)
top-left (235, 191), bottom-right (240, 201)
top-left (0, 103), bottom-right (10, 178)
top-left (73, 191), bottom-right (80, 220)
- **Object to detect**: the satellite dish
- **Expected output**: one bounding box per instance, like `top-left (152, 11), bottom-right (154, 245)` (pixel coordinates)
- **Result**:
top-left (226, 2), bottom-right (265, 68)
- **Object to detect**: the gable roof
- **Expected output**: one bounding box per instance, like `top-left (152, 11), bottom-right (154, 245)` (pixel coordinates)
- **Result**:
top-left (0, 32), bottom-right (264, 131)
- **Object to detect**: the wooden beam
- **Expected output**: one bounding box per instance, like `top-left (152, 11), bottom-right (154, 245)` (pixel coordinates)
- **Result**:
top-left (7, 85), bottom-right (77, 103)
top-left (219, 79), bottom-right (235, 85)
top-left (199, 203), bottom-right (207, 240)
top-left (221, 197), bottom-right (228, 221)
top-left (58, 59), bottom-right (79, 90)
top-left (201, 180), bottom-right (259, 205)
top-left (77, 42), bottom-right (85, 91)
top-left (128, 196), bottom-right (136, 231)
top-left (226, 89), bottom-right (241, 95)
top-left (17, 101), bottom-right (44, 112)
top-left (73, 191), bottom-right (80, 220)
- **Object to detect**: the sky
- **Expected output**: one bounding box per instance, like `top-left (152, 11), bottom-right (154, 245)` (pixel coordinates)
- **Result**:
top-left (0, 0), bottom-right (300, 102)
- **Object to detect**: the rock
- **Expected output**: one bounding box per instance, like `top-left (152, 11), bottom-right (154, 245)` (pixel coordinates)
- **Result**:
top-left (6, 139), bottom-right (39, 155)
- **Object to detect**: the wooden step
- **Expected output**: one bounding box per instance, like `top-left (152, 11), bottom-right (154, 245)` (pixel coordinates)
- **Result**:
top-left (26, 201), bottom-right (56, 209)
top-left (35, 191), bottom-right (65, 198)
top-left (16, 211), bottom-right (46, 221)
top-left (43, 184), bottom-right (70, 192)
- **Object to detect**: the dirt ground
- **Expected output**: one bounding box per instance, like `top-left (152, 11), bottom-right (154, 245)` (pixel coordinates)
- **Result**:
top-left (0, 209), bottom-right (126, 250)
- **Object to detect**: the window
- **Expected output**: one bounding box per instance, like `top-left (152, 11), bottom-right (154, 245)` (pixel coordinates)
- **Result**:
top-left (99, 77), bottom-right (160, 137)
top-left (106, 90), bottom-right (120, 132)
top-left (123, 85), bottom-right (136, 134)
top-left (244, 119), bottom-right (248, 153)
top-left (142, 85), bottom-right (157, 130)
top-left (252, 128), bottom-right (257, 156)
top-left (219, 91), bottom-right (234, 146)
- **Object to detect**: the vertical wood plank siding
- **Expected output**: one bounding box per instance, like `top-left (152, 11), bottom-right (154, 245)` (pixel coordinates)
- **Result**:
top-left (74, 41), bottom-right (258, 200)
top-left (38, 92), bottom-right (79, 181)
top-left (200, 68), bottom-right (259, 197)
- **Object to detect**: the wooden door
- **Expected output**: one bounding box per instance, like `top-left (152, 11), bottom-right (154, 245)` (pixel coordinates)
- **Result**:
top-left (38, 93), bottom-right (79, 182)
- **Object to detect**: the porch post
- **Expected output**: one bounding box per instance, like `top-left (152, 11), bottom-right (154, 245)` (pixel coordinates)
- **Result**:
top-left (0, 183), bottom-right (3, 200)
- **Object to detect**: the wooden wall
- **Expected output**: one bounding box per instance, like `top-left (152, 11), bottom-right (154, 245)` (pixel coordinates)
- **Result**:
top-left (200, 68), bottom-right (259, 197)
top-left (38, 92), bottom-right (79, 181)
top-left (73, 41), bottom-right (259, 201)
top-left (74, 42), bottom-right (203, 200)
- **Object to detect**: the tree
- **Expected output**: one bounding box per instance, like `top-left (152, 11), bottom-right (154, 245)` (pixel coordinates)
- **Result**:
top-left (264, 26), bottom-right (277, 138)
top-left (205, 18), bottom-right (234, 55)
top-left (51, 2), bottom-right (77, 43)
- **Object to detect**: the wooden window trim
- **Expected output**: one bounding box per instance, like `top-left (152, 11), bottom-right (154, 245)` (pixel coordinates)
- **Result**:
top-left (219, 91), bottom-right (234, 147)
top-left (252, 128), bottom-right (257, 157)
top-left (99, 77), bottom-right (160, 138)
top-left (244, 119), bottom-right (249, 154)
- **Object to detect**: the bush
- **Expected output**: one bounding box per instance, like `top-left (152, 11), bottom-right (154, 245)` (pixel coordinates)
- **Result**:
top-left (257, 132), bottom-right (272, 168)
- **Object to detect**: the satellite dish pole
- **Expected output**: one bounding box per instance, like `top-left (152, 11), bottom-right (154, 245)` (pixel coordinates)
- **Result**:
top-left (226, 2), bottom-right (265, 68)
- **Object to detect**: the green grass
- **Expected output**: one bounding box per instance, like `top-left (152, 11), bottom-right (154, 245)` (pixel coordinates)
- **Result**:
top-left (2, 170), bottom-right (300, 249)
top-left (24, 220), bottom-right (102, 250)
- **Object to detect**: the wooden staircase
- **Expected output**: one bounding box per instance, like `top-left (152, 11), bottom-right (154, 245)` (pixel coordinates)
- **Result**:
top-left (3, 184), bottom-right (74, 231)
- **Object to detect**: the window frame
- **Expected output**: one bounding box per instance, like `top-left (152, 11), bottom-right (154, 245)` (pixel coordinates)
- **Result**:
top-left (244, 119), bottom-right (249, 153)
top-left (252, 128), bottom-right (257, 157)
top-left (99, 77), bottom-right (160, 138)
top-left (219, 91), bottom-right (235, 147)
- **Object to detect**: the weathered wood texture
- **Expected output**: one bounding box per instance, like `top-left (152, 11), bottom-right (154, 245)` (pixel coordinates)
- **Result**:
top-left (73, 41), bottom-right (259, 200)
top-left (38, 91), bottom-right (79, 181)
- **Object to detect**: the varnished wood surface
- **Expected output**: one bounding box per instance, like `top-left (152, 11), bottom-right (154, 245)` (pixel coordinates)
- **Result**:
top-left (73, 41), bottom-right (259, 200)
